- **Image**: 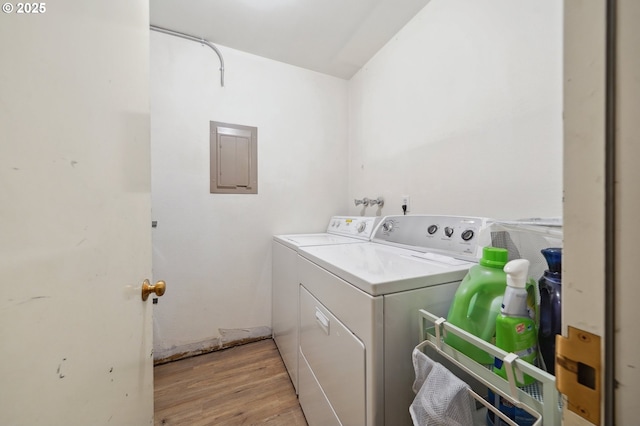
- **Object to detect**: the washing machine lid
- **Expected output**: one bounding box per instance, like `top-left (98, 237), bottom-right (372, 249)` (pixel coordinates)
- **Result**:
top-left (274, 233), bottom-right (365, 250)
top-left (298, 242), bottom-right (475, 296)
top-left (274, 216), bottom-right (381, 250)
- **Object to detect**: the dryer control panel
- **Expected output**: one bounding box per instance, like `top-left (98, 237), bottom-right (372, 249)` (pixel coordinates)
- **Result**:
top-left (326, 216), bottom-right (381, 240)
top-left (372, 215), bottom-right (492, 260)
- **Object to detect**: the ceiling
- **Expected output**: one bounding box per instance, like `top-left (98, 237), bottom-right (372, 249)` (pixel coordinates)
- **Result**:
top-left (149, 0), bottom-right (431, 80)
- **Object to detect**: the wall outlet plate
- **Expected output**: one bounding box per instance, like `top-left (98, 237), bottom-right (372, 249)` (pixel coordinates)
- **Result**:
top-left (402, 195), bottom-right (410, 212)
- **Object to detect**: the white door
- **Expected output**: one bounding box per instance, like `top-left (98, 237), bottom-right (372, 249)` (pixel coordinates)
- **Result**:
top-left (564, 1), bottom-right (639, 424)
top-left (0, 1), bottom-right (154, 425)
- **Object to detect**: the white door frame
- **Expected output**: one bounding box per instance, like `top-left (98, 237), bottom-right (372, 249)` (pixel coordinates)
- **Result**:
top-left (564, 0), bottom-right (638, 424)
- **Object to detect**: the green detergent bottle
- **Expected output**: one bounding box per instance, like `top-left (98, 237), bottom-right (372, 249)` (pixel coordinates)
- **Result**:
top-left (488, 259), bottom-right (538, 426)
top-left (445, 247), bottom-right (508, 365)
top-left (493, 259), bottom-right (537, 386)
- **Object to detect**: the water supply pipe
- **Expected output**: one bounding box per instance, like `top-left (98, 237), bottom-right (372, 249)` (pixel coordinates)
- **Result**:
top-left (150, 25), bottom-right (225, 87)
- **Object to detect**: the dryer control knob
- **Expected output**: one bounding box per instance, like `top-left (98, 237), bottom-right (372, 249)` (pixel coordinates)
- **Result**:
top-left (382, 221), bottom-right (394, 232)
top-left (462, 229), bottom-right (475, 241)
top-left (444, 227), bottom-right (454, 238)
top-left (427, 225), bottom-right (438, 235)
top-left (357, 222), bottom-right (366, 233)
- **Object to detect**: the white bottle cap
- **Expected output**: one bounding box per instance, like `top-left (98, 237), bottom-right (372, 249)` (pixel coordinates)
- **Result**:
top-left (504, 259), bottom-right (530, 288)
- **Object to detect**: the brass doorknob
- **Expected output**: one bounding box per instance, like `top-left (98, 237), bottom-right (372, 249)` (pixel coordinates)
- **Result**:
top-left (141, 279), bottom-right (166, 301)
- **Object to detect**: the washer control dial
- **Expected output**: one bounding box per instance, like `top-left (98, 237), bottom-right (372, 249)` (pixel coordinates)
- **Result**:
top-left (427, 225), bottom-right (438, 235)
top-left (461, 229), bottom-right (475, 241)
top-left (444, 227), bottom-right (454, 238)
top-left (382, 221), bottom-right (394, 232)
top-left (357, 222), bottom-right (367, 233)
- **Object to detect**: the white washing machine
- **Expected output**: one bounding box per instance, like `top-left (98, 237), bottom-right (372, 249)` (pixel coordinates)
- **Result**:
top-left (296, 215), bottom-right (492, 426)
top-left (272, 216), bottom-right (381, 394)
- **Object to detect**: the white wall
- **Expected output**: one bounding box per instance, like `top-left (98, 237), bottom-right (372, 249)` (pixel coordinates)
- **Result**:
top-left (348, 0), bottom-right (563, 220)
top-left (150, 32), bottom-right (349, 360)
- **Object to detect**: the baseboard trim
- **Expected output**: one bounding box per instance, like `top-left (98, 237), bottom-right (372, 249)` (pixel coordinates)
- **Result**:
top-left (154, 326), bottom-right (272, 365)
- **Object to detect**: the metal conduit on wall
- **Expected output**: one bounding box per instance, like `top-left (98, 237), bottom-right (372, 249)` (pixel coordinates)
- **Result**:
top-left (150, 25), bottom-right (225, 87)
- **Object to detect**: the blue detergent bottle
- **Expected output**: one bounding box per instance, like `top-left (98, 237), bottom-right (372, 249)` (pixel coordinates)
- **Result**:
top-left (538, 247), bottom-right (562, 375)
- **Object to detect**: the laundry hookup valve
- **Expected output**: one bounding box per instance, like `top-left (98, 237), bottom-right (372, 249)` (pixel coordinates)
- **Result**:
top-left (354, 197), bottom-right (384, 208)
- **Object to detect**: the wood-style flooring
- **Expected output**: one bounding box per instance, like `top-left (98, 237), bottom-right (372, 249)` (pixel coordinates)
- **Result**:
top-left (154, 339), bottom-right (308, 426)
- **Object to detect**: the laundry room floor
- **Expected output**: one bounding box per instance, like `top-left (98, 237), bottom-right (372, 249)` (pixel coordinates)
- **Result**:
top-left (154, 339), bottom-right (307, 425)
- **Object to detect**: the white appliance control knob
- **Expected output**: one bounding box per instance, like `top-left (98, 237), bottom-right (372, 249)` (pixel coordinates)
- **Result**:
top-left (357, 222), bottom-right (366, 233)
top-left (461, 229), bottom-right (475, 241)
top-left (382, 221), bottom-right (394, 232)
top-left (427, 225), bottom-right (438, 235)
top-left (444, 227), bottom-right (454, 237)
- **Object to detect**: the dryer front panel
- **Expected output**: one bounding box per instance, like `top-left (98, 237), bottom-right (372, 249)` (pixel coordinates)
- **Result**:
top-left (299, 285), bottom-right (365, 426)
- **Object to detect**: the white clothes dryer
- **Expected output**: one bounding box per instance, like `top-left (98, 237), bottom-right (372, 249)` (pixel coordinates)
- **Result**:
top-left (272, 216), bottom-right (380, 393)
top-left (296, 215), bottom-right (492, 426)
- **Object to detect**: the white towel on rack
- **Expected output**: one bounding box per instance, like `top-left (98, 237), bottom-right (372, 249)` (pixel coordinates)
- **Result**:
top-left (410, 348), bottom-right (476, 426)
